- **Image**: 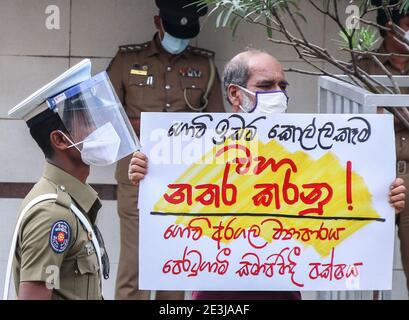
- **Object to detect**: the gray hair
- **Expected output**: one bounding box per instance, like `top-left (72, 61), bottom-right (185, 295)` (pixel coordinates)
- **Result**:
top-left (222, 50), bottom-right (265, 103)
top-left (223, 57), bottom-right (249, 98)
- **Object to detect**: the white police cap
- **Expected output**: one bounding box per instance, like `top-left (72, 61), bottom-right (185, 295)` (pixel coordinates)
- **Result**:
top-left (8, 59), bottom-right (92, 121)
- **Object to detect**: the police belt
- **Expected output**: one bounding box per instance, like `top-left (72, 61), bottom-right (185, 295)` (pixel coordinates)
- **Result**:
top-left (3, 194), bottom-right (105, 300)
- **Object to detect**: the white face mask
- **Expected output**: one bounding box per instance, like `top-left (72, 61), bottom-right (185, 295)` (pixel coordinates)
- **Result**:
top-left (237, 85), bottom-right (288, 114)
top-left (161, 32), bottom-right (190, 55)
top-left (61, 122), bottom-right (121, 166)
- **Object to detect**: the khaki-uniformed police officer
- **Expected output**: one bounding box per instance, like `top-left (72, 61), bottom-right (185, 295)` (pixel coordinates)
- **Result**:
top-left (358, 1), bottom-right (409, 296)
top-left (5, 59), bottom-right (139, 300)
top-left (107, 0), bottom-right (225, 300)
top-left (12, 162), bottom-right (102, 300)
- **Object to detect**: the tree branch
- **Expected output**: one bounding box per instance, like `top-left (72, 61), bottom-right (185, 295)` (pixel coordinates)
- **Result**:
top-left (370, 55), bottom-right (401, 94)
top-left (341, 47), bottom-right (409, 58)
top-left (284, 68), bottom-right (325, 76)
top-left (202, 0), bottom-right (409, 130)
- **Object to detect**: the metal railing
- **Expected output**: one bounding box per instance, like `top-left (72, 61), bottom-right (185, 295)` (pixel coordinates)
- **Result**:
top-left (318, 75), bottom-right (409, 114)
top-left (317, 75), bottom-right (409, 300)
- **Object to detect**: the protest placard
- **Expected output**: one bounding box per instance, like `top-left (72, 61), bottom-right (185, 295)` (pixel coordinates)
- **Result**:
top-left (139, 112), bottom-right (395, 291)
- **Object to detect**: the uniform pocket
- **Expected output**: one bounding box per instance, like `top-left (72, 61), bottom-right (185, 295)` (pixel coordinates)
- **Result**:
top-left (74, 254), bottom-right (100, 299)
top-left (127, 74), bottom-right (147, 112)
top-left (129, 74), bottom-right (150, 87)
top-left (180, 77), bottom-right (205, 111)
top-left (76, 254), bottom-right (99, 274)
top-left (127, 73), bottom-right (156, 113)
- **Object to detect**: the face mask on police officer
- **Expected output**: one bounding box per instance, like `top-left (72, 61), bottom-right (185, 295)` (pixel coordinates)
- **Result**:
top-left (235, 85), bottom-right (288, 114)
top-left (60, 122), bottom-right (121, 166)
top-left (161, 32), bottom-right (190, 55)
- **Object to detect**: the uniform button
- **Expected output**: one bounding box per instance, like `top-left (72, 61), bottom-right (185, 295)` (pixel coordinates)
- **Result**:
top-left (165, 84), bottom-right (171, 90)
top-left (139, 83), bottom-right (144, 87)
top-left (59, 185), bottom-right (66, 192)
top-left (403, 137), bottom-right (406, 141)
top-left (166, 103), bottom-right (171, 108)
top-left (166, 66), bottom-right (172, 72)
top-left (191, 85), bottom-right (196, 89)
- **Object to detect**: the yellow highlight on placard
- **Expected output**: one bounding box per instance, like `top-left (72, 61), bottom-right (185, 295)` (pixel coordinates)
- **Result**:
top-left (154, 138), bottom-right (379, 257)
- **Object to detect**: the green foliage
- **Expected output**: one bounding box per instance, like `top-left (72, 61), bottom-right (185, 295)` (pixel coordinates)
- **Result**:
top-left (334, 27), bottom-right (380, 52)
top-left (191, 0), bottom-right (405, 51)
top-left (193, 0), bottom-right (304, 37)
top-left (401, 0), bottom-right (409, 13)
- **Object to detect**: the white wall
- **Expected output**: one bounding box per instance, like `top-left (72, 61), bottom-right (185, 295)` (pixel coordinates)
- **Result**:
top-left (0, 0), bottom-right (407, 300)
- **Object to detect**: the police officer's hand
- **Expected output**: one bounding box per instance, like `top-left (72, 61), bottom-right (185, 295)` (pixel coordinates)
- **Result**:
top-left (390, 178), bottom-right (406, 214)
top-left (128, 151), bottom-right (148, 185)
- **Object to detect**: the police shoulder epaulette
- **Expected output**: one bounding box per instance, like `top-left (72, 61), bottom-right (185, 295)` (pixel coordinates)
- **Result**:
top-left (118, 42), bottom-right (150, 53)
top-left (55, 185), bottom-right (72, 210)
top-left (187, 46), bottom-right (215, 58)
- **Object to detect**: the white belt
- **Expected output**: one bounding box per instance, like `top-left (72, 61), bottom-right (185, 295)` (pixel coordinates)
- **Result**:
top-left (3, 193), bottom-right (104, 300)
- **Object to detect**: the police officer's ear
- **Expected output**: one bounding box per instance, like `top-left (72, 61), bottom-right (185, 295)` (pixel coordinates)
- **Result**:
top-left (227, 84), bottom-right (242, 113)
top-left (154, 15), bottom-right (162, 33)
top-left (50, 130), bottom-right (71, 151)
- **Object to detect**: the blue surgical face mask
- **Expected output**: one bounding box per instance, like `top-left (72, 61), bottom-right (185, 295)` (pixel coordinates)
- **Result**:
top-left (161, 32), bottom-right (190, 55)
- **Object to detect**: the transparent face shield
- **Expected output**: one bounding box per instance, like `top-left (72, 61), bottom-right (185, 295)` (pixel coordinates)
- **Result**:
top-left (47, 72), bottom-right (140, 166)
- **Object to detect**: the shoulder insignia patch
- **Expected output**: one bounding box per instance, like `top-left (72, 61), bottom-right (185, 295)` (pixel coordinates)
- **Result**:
top-left (187, 46), bottom-right (215, 58)
top-left (119, 42), bottom-right (149, 53)
top-left (49, 220), bottom-right (71, 254)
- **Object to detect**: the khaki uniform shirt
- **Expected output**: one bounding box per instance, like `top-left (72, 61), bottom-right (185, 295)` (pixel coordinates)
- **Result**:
top-left (13, 163), bottom-right (103, 300)
top-left (357, 43), bottom-right (409, 167)
top-left (107, 34), bottom-right (225, 184)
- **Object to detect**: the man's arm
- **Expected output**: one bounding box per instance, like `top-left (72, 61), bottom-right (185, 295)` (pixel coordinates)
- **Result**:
top-left (128, 151), bottom-right (148, 185)
top-left (18, 282), bottom-right (52, 300)
top-left (390, 177), bottom-right (406, 214)
top-left (17, 205), bottom-right (75, 300)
